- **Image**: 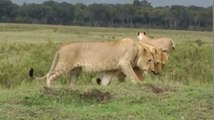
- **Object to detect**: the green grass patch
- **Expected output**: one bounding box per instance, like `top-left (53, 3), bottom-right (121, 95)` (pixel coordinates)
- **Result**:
top-left (0, 83), bottom-right (212, 120)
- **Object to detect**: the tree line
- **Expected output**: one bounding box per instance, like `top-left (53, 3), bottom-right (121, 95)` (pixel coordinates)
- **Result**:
top-left (0, 0), bottom-right (212, 31)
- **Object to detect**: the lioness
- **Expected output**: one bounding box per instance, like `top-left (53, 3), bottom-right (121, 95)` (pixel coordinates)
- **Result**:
top-left (137, 32), bottom-right (175, 60)
top-left (29, 38), bottom-right (156, 88)
top-left (95, 39), bottom-right (167, 86)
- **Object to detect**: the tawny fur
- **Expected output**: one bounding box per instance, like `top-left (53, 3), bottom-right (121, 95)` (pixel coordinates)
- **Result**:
top-left (137, 32), bottom-right (175, 58)
top-left (96, 39), bottom-right (167, 85)
top-left (29, 38), bottom-right (156, 88)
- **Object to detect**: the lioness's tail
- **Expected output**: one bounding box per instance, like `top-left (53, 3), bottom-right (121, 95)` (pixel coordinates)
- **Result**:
top-left (28, 68), bottom-right (47, 80)
top-left (29, 52), bottom-right (59, 80)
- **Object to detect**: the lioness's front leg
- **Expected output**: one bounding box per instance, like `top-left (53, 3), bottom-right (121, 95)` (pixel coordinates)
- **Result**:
top-left (133, 68), bottom-right (144, 81)
top-left (120, 63), bottom-right (142, 84)
top-left (117, 72), bottom-right (126, 82)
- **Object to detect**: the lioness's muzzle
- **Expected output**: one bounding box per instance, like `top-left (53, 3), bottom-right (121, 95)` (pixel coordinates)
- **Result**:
top-left (152, 70), bottom-right (160, 75)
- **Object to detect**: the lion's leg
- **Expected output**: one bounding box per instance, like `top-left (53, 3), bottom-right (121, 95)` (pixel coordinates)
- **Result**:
top-left (100, 72), bottom-right (114, 86)
top-left (69, 67), bottom-right (82, 88)
top-left (133, 68), bottom-right (144, 81)
top-left (95, 73), bottom-right (103, 85)
top-left (47, 71), bottom-right (64, 88)
top-left (117, 72), bottom-right (126, 82)
top-left (96, 72), bottom-right (112, 86)
top-left (46, 65), bottom-right (70, 88)
top-left (120, 63), bottom-right (141, 84)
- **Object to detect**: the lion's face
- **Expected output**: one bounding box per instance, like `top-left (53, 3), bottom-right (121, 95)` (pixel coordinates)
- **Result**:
top-left (152, 48), bottom-right (167, 74)
top-left (137, 38), bottom-right (168, 75)
top-left (137, 32), bottom-right (146, 41)
top-left (137, 47), bottom-right (155, 73)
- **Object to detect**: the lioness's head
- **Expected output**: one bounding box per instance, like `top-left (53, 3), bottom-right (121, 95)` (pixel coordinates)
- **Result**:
top-left (151, 48), bottom-right (168, 74)
top-left (136, 43), bottom-right (155, 74)
top-left (137, 31), bottom-right (147, 41)
top-left (137, 42), bottom-right (168, 75)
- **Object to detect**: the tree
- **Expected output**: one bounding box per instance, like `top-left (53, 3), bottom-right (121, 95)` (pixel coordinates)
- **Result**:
top-left (87, 4), bottom-right (111, 26)
top-left (124, 4), bottom-right (137, 27)
top-left (104, 4), bottom-right (117, 26)
top-left (115, 4), bottom-right (128, 26)
top-left (166, 5), bottom-right (189, 29)
top-left (0, 0), bottom-right (212, 31)
top-left (0, 0), bottom-right (18, 22)
top-left (133, 0), bottom-right (151, 7)
top-left (187, 6), bottom-right (204, 29)
top-left (74, 3), bottom-right (87, 25)
top-left (56, 2), bottom-right (74, 25)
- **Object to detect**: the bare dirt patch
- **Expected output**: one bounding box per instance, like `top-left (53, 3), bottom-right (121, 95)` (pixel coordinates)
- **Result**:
top-left (141, 83), bottom-right (177, 94)
top-left (42, 87), bottom-right (113, 103)
top-left (80, 89), bottom-right (112, 102)
top-left (150, 85), bottom-right (177, 94)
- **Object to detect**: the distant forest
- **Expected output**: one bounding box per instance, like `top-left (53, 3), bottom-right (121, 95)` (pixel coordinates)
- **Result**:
top-left (0, 0), bottom-right (212, 31)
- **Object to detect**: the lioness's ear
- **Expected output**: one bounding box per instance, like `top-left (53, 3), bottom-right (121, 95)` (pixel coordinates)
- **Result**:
top-left (143, 48), bottom-right (148, 54)
top-left (154, 48), bottom-right (158, 54)
top-left (149, 47), bottom-right (157, 54)
top-left (144, 32), bottom-right (146, 35)
top-left (137, 32), bottom-right (140, 36)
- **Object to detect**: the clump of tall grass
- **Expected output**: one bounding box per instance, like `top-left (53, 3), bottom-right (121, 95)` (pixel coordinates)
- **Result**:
top-left (0, 42), bottom-right (95, 88)
top-left (159, 43), bottom-right (212, 85)
top-left (0, 42), bottom-right (58, 88)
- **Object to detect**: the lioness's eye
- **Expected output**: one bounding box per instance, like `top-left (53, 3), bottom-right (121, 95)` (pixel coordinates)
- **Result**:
top-left (148, 59), bottom-right (152, 62)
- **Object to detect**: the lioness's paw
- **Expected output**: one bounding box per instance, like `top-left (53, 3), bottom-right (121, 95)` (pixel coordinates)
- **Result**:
top-left (130, 79), bottom-right (138, 84)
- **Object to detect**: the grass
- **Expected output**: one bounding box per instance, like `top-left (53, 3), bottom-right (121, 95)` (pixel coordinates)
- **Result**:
top-left (0, 83), bottom-right (212, 120)
top-left (0, 23), bottom-right (212, 120)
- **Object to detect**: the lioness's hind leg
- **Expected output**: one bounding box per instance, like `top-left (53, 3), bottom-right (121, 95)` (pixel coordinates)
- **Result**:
top-left (95, 73), bottom-right (104, 85)
top-left (47, 71), bottom-right (62, 88)
top-left (47, 66), bottom-right (70, 88)
top-left (100, 72), bottom-right (114, 86)
top-left (69, 67), bottom-right (82, 87)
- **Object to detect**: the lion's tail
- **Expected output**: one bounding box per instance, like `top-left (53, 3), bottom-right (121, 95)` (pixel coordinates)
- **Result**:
top-left (29, 52), bottom-right (59, 80)
top-left (28, 68), bottom-right (47, 80)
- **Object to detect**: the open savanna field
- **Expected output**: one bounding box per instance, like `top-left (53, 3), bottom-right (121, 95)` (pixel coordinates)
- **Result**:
top-left (0, 23), bottom-right (212, 120)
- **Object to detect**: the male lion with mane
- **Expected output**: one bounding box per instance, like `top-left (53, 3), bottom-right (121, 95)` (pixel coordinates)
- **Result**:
top-left (29, 38), bottom-right (157, 88)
